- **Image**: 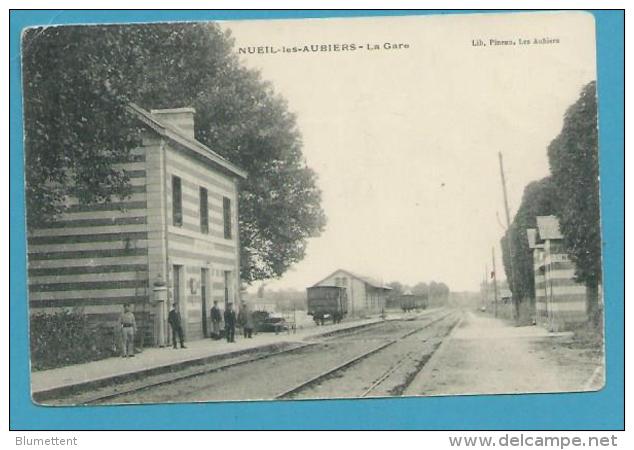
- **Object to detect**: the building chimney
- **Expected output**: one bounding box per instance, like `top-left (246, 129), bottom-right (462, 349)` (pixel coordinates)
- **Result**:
top-left (150, 107), bottom-right (196, 140)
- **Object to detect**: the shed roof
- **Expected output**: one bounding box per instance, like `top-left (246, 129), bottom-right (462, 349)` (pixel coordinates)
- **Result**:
top-left (312, 269), bottom-right (392, 290)
top-left (536, 215), bottom-right (563, 240)
top-left (129, 103), bottom-right (247, 179)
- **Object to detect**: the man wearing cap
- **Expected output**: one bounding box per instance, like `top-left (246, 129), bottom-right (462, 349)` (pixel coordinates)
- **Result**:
top-left (168, 303), bottom-right (186, 349)
top-left (224, 302), bottom-right (236, 343)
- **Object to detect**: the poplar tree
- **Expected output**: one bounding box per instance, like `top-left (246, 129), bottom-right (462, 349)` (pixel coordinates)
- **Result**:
top-left (547, 81), bottom-right (601, 319)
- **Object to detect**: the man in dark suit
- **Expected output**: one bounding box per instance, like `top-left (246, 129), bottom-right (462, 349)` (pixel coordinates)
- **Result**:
top-left (168, 303), bottom-right (186, 349)
top-left (210, 300), bottom-right (222, 340)
top-left (224, 302), bottom-right (236, 343)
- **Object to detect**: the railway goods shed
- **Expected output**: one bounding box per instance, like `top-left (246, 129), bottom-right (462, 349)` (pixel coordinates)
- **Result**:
top-left (312, 269), bottom-right (391, 317)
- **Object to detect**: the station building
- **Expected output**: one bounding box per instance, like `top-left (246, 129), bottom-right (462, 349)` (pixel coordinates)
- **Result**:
top-left (526, 215), bottom-right (588, 331)
top-left (312, 269), bottom-right (392, 316)
top-left (27, 104), bottom-right (247, 346)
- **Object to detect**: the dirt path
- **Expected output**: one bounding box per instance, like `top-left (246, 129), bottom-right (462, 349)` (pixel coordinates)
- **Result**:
top-left (404, 311), bottom-right (604, 397)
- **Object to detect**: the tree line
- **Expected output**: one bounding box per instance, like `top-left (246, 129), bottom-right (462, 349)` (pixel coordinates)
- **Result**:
top-left (500, 81), bottom-right (601, 323)
top-left (386, 280), bottom-right (450, 302)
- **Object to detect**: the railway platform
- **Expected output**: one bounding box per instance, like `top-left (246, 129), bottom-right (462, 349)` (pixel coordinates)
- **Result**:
top-left (31, 310), bottom-right (433, 402)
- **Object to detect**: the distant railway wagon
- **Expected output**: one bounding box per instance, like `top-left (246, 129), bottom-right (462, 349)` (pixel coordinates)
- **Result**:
top-left (306, 286), bottom-right (348, 325)
top-left (392, 294), bottom-right (428, 312)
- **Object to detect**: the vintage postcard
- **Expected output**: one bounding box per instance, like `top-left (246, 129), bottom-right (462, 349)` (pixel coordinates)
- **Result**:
top-left (21, 11), bottom-right (605, 405)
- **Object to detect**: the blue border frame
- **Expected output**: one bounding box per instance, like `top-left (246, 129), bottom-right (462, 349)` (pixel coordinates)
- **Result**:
top-left (9, 10), bottom-right (624, 430)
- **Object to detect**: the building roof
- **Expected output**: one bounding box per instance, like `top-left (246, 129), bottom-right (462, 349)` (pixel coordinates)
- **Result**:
top-left (129, 103), bottom-right (247, 179)
top-left (312, 269), bottom-right (393, 290)
top-left (536, 215), bottom-right (563, 240)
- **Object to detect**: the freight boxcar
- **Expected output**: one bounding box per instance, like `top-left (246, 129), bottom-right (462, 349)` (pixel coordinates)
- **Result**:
top-left (395, 293), bottom-right (428, 312)
top-left (306, 286), bottom-right (348, 325)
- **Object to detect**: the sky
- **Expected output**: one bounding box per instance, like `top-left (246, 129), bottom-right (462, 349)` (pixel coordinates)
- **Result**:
top-left (222, 12), bottom-right (597, 293)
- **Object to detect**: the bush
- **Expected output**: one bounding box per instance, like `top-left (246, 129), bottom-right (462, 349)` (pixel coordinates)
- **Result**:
top-left (29, 310), bottom-right (118, 370)
top-left (483, 300), bottom-right (534, 326)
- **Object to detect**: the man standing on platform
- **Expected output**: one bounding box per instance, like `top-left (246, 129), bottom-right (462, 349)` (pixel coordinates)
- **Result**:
top-left (119, 303), bottom-right (137, 358)
top-left (224, 302), bottom-right (236, 343)
top-left (210, 300), bottom-right (222, 340)
top-left (238, 301), bottom-right (254, 338)
top-left (168, 303), bottom-right (186, 349)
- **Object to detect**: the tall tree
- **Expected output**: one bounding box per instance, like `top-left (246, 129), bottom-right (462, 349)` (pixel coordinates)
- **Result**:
top-left (386, 281), bottom-right (405, 297)
top-left (500, 177), bottom-right (559, 305)
top-left (427, 281), bottom-right (450, 304)
top-left (411, 282), bottom-right (429, 297)
top-left (22, 23), bottom-right (326, 284)
top-left (22, 26), bottom-right (143, 224)
top-left (547, 81), bottom-right (601, 320)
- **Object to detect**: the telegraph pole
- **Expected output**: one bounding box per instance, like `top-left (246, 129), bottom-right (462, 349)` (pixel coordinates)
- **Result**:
top-left (492, 247), bottom-right (499, 318)
top-left (498, 152), bottom-right (518, 323)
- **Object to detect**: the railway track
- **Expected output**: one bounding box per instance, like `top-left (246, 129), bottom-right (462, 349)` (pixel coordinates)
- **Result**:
top-left (357, 312), bottom-right (460, 397)
top-left (70, 309), bottom-right (456, 405)
top-left (359, 352), bottom-right (412, 397)
top-left (80, 342), bottom-right (316, 405)
top-left (74, 317), bottom-right (401, 404)
top-left (274, 311), bottom-right (458, 399)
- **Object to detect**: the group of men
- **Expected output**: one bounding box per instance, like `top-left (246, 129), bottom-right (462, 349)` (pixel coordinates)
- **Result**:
top-left (209, 301), bottom-right (255, 342)
top-left (168, 301), bottom-right (254, 346)
top-left (119, 301), bottom-right (256, 357)
top-left (167, 300), bottom-right (255, 348)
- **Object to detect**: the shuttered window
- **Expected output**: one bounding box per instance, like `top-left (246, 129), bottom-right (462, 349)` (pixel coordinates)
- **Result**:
top-left (200, 187), bottom-right (209, 234)
top-left (223, 196), bottom-right (232, 239)
top-left (172, 176), bottom-right (182, 226)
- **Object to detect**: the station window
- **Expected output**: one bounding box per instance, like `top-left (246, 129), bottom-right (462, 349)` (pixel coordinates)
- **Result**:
top-left (223, 196), bottom-right (232, 239)
top-left (200, 187), bottom-right (209, 234)
top-left (172, 176), bottom-right (183, 227)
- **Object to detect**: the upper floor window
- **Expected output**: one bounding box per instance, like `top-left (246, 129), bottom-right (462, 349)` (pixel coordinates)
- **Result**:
top-left (172, 176), bottom-right (182, 226)
top-left (200, 187), bottom-right (209, 234)
top-left (223, 196), bottom-right (232, 239)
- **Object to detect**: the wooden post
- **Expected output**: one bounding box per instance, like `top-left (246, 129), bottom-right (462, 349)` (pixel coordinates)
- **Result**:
top-left (498, 152), bottom-right (519, 323)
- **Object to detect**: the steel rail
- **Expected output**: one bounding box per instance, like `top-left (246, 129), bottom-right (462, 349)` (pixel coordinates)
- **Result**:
top-left (361, 312), bottom-right (462, 397)
top-left (359, 353), bottom-right (412, 398)
top-left (77, 316), bottom-right (415, 404)
top-left (274, 311), bottom-right (456, 400)
top-left (79, 310), bottom-right (455, 404)
top-left (273, 339), bottom-right (399, 399)
top-left (80, 342), bottom-right (317, 404)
